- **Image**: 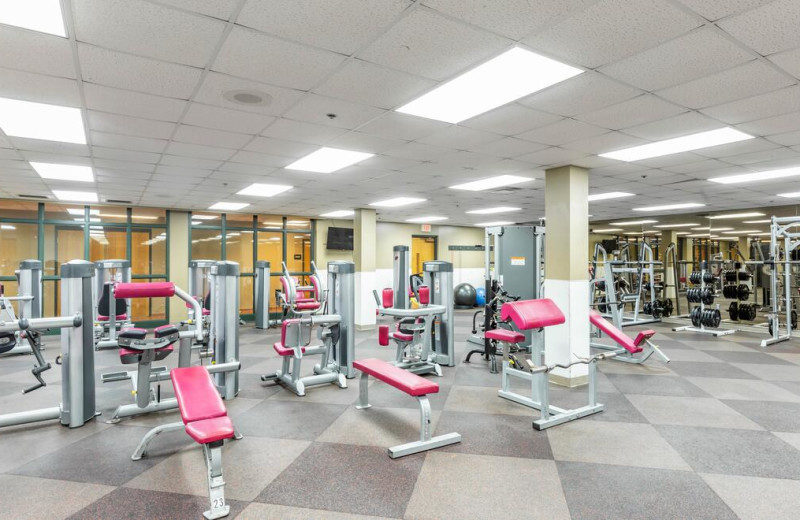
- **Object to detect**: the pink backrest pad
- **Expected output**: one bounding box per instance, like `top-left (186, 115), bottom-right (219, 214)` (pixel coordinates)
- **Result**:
top-left (281, 318), bottom-right (300, 345)
top-left (418, 285), bottom-right (430, 305)
top-left (589, 310), bottom-right (642, 353)
top-left (378, 325), bottom-right (389, 346)
top-left (382, 288), bottom-right (394, 309)
top-left (170, 366), bottom-right (227, 425)
top-left (114, 282), bottom-right (175, 299)
top-left (310, 276), bottom-right (320, 300)
top-left (500, 298), bottom-right (565, 330)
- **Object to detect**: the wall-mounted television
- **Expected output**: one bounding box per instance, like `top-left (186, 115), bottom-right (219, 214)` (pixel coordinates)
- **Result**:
top-left (327, 227), bottom-right (354, 250)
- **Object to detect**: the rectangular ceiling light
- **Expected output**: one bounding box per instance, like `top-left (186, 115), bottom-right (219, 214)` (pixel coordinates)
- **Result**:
top-left (778, 191), bottom-right (800, 198)
top-left (30, 162), bottom-right (93, 182)
top-left (708, 166), bottom-right (800, 184)
top-left (633, 202), bottom-right (705, 212)
top-left (0, 97), bottom-right (85, 144)
top-left (748, 232), bottom-right (771, 236)
top-left (369, 197), bottom-right (425, 208)
top-left (209, 202), bottom-right (249, 211)
top-left (465, 206), bottom-right (521, 215)
top-left (691, 227), bottom-right (733, 231)
top-left (600, 128), bottom-right (753, 162)
top-left (191, 215), bottom-right (218, 220)
top-left (588, 192), bottom-right (634, 202)
top-left (397, 47), bottom-right (582, 124)
top-left (722, 230), bottom-right (761, 234)
top-left (237, 183), bottom-right (293, 197)
top-left (54, 190), bottom-right (97, 202)
top-left (676, 231), bottom-right (690, 235)
top-left (592, 228), bottom-right (623, 233)
top-left (66, 208), bottom-right (99, 216)
top-left (475, 221), bottom-right (515, 227)
top-left (0, 0), bottom-right (66, 37)
top-left (743, 219), bottom-right (771, 224)
top-left (609, 219), bottom-right (658, 226)
top-left (708, 212), bottom-right (764, 219)
top-left (286, 147), bottom-right (374, 173)
top-left (450, 175), bottom-right (533, 191)
top-left (320, 210), bottom-right (354, 218)
top-left (406, 216), bottom-right (447, 223)
top-left (653, 223), bottom-right (700, 228)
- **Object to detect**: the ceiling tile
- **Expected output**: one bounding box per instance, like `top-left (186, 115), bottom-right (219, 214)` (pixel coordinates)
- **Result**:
top-left (12, 139), bottom-right (90, 157)
top-left (244, 137), bottom-right (317, 158)
top-left (166, 141), bottom-right (236, 160)
top-left (0, 26), bottom-right (76, 79)
top-left (737, 112), bottom-right (800, 136)
top-left (193, 72), bottom-right (306, 116)
top-left (237, 0), bottom-right (411, 55)
top-left (718, 0), bottom-right (800, 55)
top-left (327, 132), bottom-right (406, 154)
top-left (765, 130), bottom-right (800, 147)
top-left (314, 59), bottom-right (435, 110)
top-left (93, 158), bottom-right (155, 173)
top-left (73, 0), bottom-right (226, 67)
top-left (768, 47), bottom-right (800, 80)
top-left (701, 86), bottom-right (800, 124)
top-left (0, 68), bottom-right (81, 106)
top-left (469, 137), bottom-right (548, 158)
top-left (261, 118), bottom-right (347, 145)
top-left (356, 112), bottom-right (448, 141)
top-left (623, 112), bottom-right (725, 140)
top-left (78, 44), bottom-right (202, 98)
top-left (519, 71), bottom-right (641, 117)
top-left (358, 6), bottom-right (511, 81)
top-left (173, 124), bottom-right (251, 149)
top-left (160, 154), bottom-right (223, 170)
top-left (523, 0), bottom-right (701, 68)
top-left (656, 60), bottom-right (795, 109)
top-left (90, 131), bottom-right (168, 153)
top-left (674, 0), bottom-right (772, 21)
top-left (382, 142), bottom-right (454, 161)
top-left (88, 111), bottom-right (176, 139)
top-left (282, 94), bottom-right (386, 130)
top-left (460, 105), bottom-right (562, 136)
top-left (514, 146), bottom-right (587, 166)
top-left (83, 83), bottom-right (187, 122)
top-left (517, 119), bottom-right (610, 146)
top-left (212, 27), bottom-right (346, 90)
top-left (417, 126), bottom-right (502, 149)
top-left (151, 0), bottom-right (240, 20)
top-left (422, 0), bottom-right (597, 40)
top-left (182, 103), bottom-right (275, 134)
top-left (693, 136), bottom-right (780, 158)
top-left (228, 150), bottom-right (292, 168)
top-left (599, 28), bottom-right (753, 91)
top-left (576, 95), bottom-right (686, 130)
top-left (562, 131), bottom-right (648, 155)
top-left (92, 146), bottom-right (161, 164)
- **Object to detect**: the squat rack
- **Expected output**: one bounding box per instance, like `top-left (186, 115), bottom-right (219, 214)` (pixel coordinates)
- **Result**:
top-left (761, 216), bottom-right (800, 347)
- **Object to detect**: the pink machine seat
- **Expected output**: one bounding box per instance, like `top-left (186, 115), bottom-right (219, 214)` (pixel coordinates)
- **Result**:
top-left (273, 342), bottom-right (306, 356)
top-left (119, 344), bottom-right (174, 364)
top-left (485, 328), bottom-right (526, 343)
top-left (354, 358), bottom-right (439, 397)
top-left (500, 298), bottom-right (566, 330)
top-left (295, 301), bottom-right (320, 310)
top-left (119, 327), bottom-right (147, 340)
top-left (170, 366), bottom-right (234, 444)
top-left (391, 331), bottom-right (413, 342)
top-left (633, 330), bottom-right (656, 346)
top-left (98, 313), bottom-right (128, 322)
top-left (589, 311), bottom-right (644, 354)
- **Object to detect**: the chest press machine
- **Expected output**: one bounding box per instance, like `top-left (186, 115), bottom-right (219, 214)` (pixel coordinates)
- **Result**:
top-left (279, 261), bottom-right (325, 318)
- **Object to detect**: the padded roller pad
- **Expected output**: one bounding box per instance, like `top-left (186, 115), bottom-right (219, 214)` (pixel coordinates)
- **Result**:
top-left (633, 330), bottom-right (656, 346)
top-left (154, 324), bottom-right (179, 338)
top-left (354, 358), bottom-right (439, 397)
top-left (500, 298), bottom-right (566, 330)
top-left (97, 314), bottom-right (128, 322)
top-left (273, 342), bottom-right (305, 356)
top-left (485, 328), bottom-right (525, 343)
top-left (119, 328), bottom-right (147, 340)
top-left (294, 301), bottom-right (320, 310)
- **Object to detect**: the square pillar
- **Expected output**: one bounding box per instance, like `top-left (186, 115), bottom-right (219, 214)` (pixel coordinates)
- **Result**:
top-left (168, 211), bottom-right (190, 323)
top-left (354, 208), bottom-right (377, 329)
top-left (545, 165), bottom-right (589, 387)
top-left (738, 236), bottom-right (749, 262)
top-left (661, 230), bottom-right (679, 299)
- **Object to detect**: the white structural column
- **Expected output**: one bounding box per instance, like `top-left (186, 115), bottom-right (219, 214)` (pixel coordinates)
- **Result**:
top-left (168, 211), bottom-right (190, 323)
top-left (738, 236), bottom-right (749, 262)
top-left (545, 165), bottom-right (590, 387)
top-left (354, 208), bottom-right (377, 330)
top-left (661, 230), bottom-right (679, 300)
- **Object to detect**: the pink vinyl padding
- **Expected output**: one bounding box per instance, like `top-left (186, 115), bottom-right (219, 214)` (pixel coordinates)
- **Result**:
top-left (633, 330), bottom-right (656, 346)
top-left (500, 298), bottom-right (565, 330)
top-left (382, 288), bottom-right (394, 309)
top-left (185, 416), bottom-right (235, 445)
top-left (97, 313), bottom-right (128, 322)
top-left (114, 282), bottom-right (175, 299)
top-left (273, 342), bottom-right (306, 356)
top-left (280, 319), bottom-right (299, 345)
top-left (418, 285), bottom-right (430, 305)
top-left (354, 358), bottom-right (439, 397)
top-left (171, 366), bottom-right (234, 444)
top-left (295, 301), bottom-right (320, 310)
top-left (310, 276), bottom-right (320, 300)
top-left (391, 331), bottom-right (413, 342)
top-left (119, 344), bottom-right (173, 364)
top-left (378, 325), bottom-right (389, 346)
top-left (589, 311), bottom-right (643, 354)
top-left (485, 328), bottom-right (525, 343)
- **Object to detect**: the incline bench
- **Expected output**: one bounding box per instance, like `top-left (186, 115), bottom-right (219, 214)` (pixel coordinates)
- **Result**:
top-left (353, 358), bottom-right (460, 458)
top-left (589, 310), bottom-right (669, 364)
top-left (131, 366), bottom-right (237, 519)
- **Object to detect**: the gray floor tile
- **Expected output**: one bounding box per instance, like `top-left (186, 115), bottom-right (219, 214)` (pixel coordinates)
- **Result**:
top-left (557, 461), bottom-right (737, 520)
top-left (701, 473), bottom-right (800, 520)
top-left (237, 503), bottom-right (391, 519)
top-left (233, 399), bottom-right (347, 440)
top-left (707, 350), bottom-right (795, 365)
top-left (627, 394), bottom-right (763, 429)
top-left (606, 373), bottom-right (710, 397)
top-left (732, 362), bottom-right (800, 381)
top-left (257, 442), bottom-right (423, 518)
top-left (722, 400), bottom-right (800, 432)
top-left (318, 406), bottom-right (442, 449)
top-left (0, 474), bottom-right (114, 520)
top-left (686, 377), bottom-right (800, 402)
top-left (361, 378), bottom-right (451, 410)
top-left (665, 361), bottom-right (759, 379)
top-left (657, 425), bottom-right (800, 479)
top-left (434, 410), bottom-right (554, 459)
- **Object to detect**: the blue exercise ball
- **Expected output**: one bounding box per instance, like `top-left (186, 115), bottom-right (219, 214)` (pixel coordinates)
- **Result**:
top-left (475, 287), bottom-right (486, 306)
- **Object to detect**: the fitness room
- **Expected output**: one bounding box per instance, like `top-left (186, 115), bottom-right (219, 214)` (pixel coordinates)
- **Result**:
top-left (2, 2), bottom-right (800, 520)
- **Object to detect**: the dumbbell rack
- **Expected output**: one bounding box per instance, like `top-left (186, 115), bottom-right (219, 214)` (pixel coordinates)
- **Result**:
top-left (672, 263), bottom-right (734, 337)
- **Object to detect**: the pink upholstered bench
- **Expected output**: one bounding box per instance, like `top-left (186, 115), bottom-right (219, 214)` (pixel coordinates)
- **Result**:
top-left (353, 358), bottom-right (460, 458)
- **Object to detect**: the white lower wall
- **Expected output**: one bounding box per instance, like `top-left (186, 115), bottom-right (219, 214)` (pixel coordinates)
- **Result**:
top-left (355, 271), bottom-right (377, 329)
top-left (544, 278), bottom-right (590, 380)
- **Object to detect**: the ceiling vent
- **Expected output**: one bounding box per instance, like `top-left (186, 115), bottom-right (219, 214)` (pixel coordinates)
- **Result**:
top-left (492, 187), bottom-right (523, 194)
top-left (107, 199), bottom-right (132, 204)
top-left (223, 89), bottom-right (273, 107)
top-left (17, 194), bottom-right (48, 199)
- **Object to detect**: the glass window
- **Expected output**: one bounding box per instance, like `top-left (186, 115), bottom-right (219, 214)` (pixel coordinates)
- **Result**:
top-left (226, 230), bottom-right (253, 273)
top-left (88, 226), bottom-right (127, 261)
top-left (240, 276), bottom-right (253, 315)
top-left (44, 224), bottom-right (84, 276)
top-left (190, 212), bottom-right (220, 226)
top-left (91, 206), bottom-right (127, 224)
top-left (132, 229), bottom-right (167, 275)
top-left (0, 200), bottom-right (38, 219)
top-left (132, 207), bottom-right (166, 225)
top-left (257, 232), bottom-right (283, 271)
top-left (286, 217), bottom-right (311, 230)
top-left (0, 223), bottom-right (38, 276)
top-left (43, 279), bottom-right (59, 317)
top-left (130, 295), bottom-right (167, 322)
top-left (286, 232), bottom-right (311, 273)
top-left (258, 215), bottom-right (283, 229)
top-left (45, 203), bottom-right (85, 221)
top-left (191, 229), bottom-right (223, 261)
top-left (226, 213), bottom-right (253, 228)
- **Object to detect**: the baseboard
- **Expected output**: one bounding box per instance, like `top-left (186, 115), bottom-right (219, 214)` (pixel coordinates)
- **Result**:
top-left (355, 324), bottom-right (376, 331)
top-left (548, 373), bottom-right (588, 388)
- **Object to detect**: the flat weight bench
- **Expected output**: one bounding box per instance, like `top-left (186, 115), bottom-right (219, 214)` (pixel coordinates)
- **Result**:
top-left (589, 310), bottom-right (669, 364)
top-left (132, 366), bottom-right (237, 520)
top-left (353, 358), bottom-right (460, 458)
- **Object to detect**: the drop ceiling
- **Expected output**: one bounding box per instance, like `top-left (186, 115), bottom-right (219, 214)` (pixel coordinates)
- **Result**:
top-left (1, 0), bottom-right (800, 226)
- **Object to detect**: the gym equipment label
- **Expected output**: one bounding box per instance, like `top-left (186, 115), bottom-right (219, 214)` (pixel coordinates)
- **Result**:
top-left (511, 256), bottom-right (526, 266)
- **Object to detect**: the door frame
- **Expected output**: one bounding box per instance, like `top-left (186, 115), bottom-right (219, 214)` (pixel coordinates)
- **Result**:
top-left (411, 234), bottom-right (438, 274)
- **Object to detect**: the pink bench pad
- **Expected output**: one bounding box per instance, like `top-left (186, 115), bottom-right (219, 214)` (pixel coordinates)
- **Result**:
top-left (485, 328), bottom-right (525, 343)
top-left (115, 282), bottom-right (175, 299)
top-left (589, 311), bottom-right (643, 354)
top-left (171, 366), bottom-right (228, 424)
top-left (500, 298), bottom-right (565, 330)
top-left (354, 358), bottom-right (438, 397)
top-left (273, 342), bottom-right (306, 356)
top-left (185, 416), bottom-right (235, 445)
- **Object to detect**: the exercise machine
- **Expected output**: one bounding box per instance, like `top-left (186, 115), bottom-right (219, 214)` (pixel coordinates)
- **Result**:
top-left (762, 216), bottom-right (800, 347)
top-left (465, 280), bottom-right (521, 373)
top-left (0, 259), bottom-right (97, 429)
top-left (392, 245), bottom-right (410, 309)
top-left (278, 261), bottom-right (324, 318)
top-left (590, 310), bottom-right (669, 364)
top-left (93, 259), bottom-right (133, 349)
top-left (673, 261), bottom-right (734, 337)
top-left (0, 259), bottom-right (43, 356)
top-left (423, 260), bottom-right (455, 367)
top-left (254, 260), bottom-right (270, 329)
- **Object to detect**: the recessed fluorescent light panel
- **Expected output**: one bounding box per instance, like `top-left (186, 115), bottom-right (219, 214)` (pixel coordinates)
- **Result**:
top-left (53, 190), bottom-right (97, 202)
top-left (0, 97), bottom-right (85, 144)
top-left (743, 219), bottom-right (771, 224)
top-left (30, 162), bottom-right (93, 182)
top-left (209, 202), bottom-right (249, 211)
top-left (285, 147), bottom-right (373, 173)
top-left (475, 221), bottom-right (515, 227)
top-left (676, 232), bottom-right (690, 235)
top-left (406, 216), bottom-right (447, 223)
top-left (369, 197), bottom-right (426, 208)
top-left (708, 166), bottom-right (800, 184)
top-left (721, 230), bottom-right (760, 234)
top-left (653, 223), bottom-right (699, 228)
top-left (708, 212), bottom-right (764, 219)
top-left (191, 215), bottom-right (218, 220)
top-left (320, 210), bottom-right (354, 218)
top-left (778, 191), bottom-right (800, 198)
top-left (748, 232), bottom-right (771, 236)
top-left (397, 47), bottom-right (582, 124)
top-left (0, 0), bottom-right (66, 36)
top-left (66, 208), bottom-right (99, 216)
top-left (237, 183), bottom-right (292, 197)
top-left (609, 220), bottom-right (658, 226)
top-left (632, 203), bottom-right (705, 212)
top-left (465, 207), bottom-right (521, 215)
top-left (592, 228), bottom-right (623, 233)
top-left (588, 192), bottom-right (634, 202)
top-left (450, 175), bottom-right (533, 192)
top-left (1, 224), bottom-right (16, 230)
top-left (600, 128), bottom-right (753, 162)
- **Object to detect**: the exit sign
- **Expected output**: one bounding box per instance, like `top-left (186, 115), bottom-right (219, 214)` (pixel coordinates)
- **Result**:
top-left (421, 224), bottom-right (432, 232)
